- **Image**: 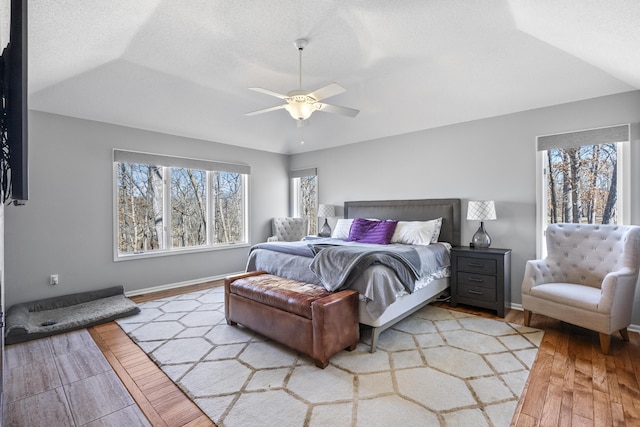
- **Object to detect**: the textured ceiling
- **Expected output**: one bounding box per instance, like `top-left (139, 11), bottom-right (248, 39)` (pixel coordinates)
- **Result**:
top-left (26, 0), bottom-right (640, 154)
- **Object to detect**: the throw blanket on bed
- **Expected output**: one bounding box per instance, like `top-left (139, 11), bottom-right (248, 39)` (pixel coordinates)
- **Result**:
top-left (249, 240), bottom-right (317, 257)
top-left (248, 239), bottom-right (446, 293)
top-left (308, 244), bottom-right (422, 292)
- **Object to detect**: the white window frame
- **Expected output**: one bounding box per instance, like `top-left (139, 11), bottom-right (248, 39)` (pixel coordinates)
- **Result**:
top-left (113, 149), bottom-right (250, 261)
top-left (535, 124), bottom-right (630, 258)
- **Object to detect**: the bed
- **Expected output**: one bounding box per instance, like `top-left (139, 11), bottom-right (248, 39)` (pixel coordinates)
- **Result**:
top-left (246, 198), bottom-right (461, 350)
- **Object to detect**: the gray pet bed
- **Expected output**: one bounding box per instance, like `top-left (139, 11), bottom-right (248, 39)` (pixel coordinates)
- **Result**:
top-left (5, 286), bottom-right (140, 345)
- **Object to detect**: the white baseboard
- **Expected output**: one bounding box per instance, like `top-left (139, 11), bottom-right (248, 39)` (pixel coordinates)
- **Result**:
top-left (124, 271), bottom-right (244, 297)
top-left (510, 303), bottom-right (523, 311)
top-left (509, 303), bottom-right (640, 333)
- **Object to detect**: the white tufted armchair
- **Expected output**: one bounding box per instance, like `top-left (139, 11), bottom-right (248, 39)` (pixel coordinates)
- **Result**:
top-left (267, 217), bottom-right (309, 242)
top-left (522, 223), bottom-right (640, 354)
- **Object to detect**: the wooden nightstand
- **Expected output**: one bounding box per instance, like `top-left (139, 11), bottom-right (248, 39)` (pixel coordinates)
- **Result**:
top-left (450, 246), bottom-right (512, 317)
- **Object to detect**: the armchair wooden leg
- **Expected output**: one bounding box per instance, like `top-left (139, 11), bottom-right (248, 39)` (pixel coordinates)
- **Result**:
top-left (619, 328), bottom-right (630, 342)
top-left (523, 310), bottom-right (532, 327)
top-left (599, 333), bottom-right (611, 355)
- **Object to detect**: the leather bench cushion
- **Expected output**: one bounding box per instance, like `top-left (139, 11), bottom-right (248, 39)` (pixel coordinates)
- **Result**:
top-left (229, 274), bottom-right (332, 319)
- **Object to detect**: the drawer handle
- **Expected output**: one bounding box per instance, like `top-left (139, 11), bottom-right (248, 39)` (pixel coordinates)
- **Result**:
top-left (468, 262), bottom-right (485, 268)
top-left (468, 277), bottom-right (484, 283)
top-left (467, 289), bottom-right (484, 295)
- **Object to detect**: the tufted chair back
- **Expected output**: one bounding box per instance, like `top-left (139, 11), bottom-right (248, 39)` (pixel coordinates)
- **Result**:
top-left (522, 223), bottom-right (640, 354)
top-left (267, 217), bottom-right (309, 242)
top-left (544, 223), bottom-right (640, 289)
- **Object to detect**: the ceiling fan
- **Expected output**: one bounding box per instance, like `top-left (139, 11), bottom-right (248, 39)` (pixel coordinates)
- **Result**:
top-left (245, 39), bottom-right (359, 123)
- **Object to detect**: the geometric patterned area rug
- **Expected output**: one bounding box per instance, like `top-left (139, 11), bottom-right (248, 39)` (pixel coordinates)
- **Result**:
top-left (117, 286), bottom-right (543, 427)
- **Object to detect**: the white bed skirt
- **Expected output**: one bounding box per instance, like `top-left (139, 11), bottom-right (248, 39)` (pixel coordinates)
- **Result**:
top-left (358, 277), bottom-right (449, 328)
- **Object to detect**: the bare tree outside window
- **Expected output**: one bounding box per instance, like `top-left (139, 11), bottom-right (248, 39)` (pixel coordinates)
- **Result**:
top-left (294, 175), bottom-right (318, 235)
top-left (116, 160), bottom-right (247, 256)
top-left (117, 163), bottom-right (162, 253)
top-left (546, 143), bottom-right (617, 225)
top-left (212, 171), bottom-right (244, 243)
top-left (171, 168), bottom-right (207, 248)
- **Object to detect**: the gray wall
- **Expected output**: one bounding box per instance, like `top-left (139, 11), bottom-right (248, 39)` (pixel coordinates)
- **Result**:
top-left (4, 111), bottom-right (289, 307)
top-left (291, 90), bottom-right (640, 325)
top-left (6, 92), bottom-right (640, 325)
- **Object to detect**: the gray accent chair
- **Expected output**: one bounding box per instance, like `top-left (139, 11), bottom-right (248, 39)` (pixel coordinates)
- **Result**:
top-left (522, 223), bottom-right (640, 354)
top-left (267, 217), bottom-right (309, 242)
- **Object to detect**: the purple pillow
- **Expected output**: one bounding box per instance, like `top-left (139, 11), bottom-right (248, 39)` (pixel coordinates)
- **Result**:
top-left (346, 218), bottom-right (398, 244)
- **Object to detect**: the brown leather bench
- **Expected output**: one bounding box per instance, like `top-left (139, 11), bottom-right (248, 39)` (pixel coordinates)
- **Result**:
top-left (224, 271), bottom-right (359, 368)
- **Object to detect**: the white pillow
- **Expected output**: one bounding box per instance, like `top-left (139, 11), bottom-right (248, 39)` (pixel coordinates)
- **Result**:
top-left (391, 218), bottom-right (441, 245)
top-left (430, 217), bottom-right (443, 243)
top-left (331, 218), bottom-right (354, 239)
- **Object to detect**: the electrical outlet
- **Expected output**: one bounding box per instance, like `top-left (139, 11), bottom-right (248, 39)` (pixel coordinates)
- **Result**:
top-left (50, 274), bottom-right (59, 285)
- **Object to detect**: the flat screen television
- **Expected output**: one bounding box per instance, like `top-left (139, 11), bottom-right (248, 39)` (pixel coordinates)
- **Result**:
top-left (1, 0), bottom-right (28, 203)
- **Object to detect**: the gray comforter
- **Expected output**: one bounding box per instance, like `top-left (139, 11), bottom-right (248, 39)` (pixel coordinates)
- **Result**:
top-left (248, 239), bottom-right (446, 293)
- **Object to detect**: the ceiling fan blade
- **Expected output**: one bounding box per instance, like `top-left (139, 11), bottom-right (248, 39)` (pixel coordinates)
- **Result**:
top-left (316, 102), bottom-right (360, 117)
top-left (309, 83), bottom-right (346, 102)
top-left (245, 104), bottom-right (287, 116)
top-left (249, 87), bottom-right (289, 100)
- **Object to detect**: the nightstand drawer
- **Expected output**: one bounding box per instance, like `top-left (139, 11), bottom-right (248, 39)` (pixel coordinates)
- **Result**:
top-left (458, 283), bottom-right (496, 302)
top-left (457, 272), bottom-right (497, 288)
top-left (457, 256), bottom-right (497, 275)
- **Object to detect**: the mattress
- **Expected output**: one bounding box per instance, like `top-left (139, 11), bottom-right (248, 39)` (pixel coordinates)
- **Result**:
top-left (245, 239), bottom-right (451, 320)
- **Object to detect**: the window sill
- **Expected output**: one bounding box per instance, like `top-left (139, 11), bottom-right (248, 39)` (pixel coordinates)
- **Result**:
top-left (114, 242), bottom-right (250, 262)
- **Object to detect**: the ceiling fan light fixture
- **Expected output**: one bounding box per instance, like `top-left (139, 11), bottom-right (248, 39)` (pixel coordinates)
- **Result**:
top-left (284, 101), bottom-right (316, 121)
top-left (245, 39), bottom-right (359, 122)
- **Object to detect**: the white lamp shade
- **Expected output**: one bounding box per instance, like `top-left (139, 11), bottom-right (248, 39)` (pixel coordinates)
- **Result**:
top-left (467, 200), bottom-right (497, 221)
top-left (285, 102), bottom-right (316, 121)
top-left (317, 204), bottom-right (335, 218)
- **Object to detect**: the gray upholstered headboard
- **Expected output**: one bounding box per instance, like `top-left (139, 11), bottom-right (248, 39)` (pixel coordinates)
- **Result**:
top-left (344, 198), bottom-right (461, 246)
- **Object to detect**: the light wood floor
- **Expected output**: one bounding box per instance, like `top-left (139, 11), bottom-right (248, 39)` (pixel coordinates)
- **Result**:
top-left (433, 301), bottom-right (640, 426)
top-left (89, 280), bottom-right (220, 427)
top-left (6, 280), bottom-right (639, 426)
top-left (505, 311), bottom-right (640, 426)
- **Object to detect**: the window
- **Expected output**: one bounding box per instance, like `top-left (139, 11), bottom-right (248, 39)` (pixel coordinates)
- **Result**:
top-left (536, 124), bottom-right (630, 256)
top-left (114, 150), bottom-right (249, 259)
top-left (545, 144), bottom-right (618, 224)
top-left (290, 168), bottom-right (318, 235)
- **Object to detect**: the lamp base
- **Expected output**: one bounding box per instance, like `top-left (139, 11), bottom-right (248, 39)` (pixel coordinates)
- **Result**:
top-left (472, 222), bottom-right (491, 248)
top-left (318, 218), bottom-right (332, 237)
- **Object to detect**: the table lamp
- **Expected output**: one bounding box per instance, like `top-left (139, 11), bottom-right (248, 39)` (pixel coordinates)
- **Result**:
top-left (467, 200), bottom-right (497, 248)
top-left (317, 204), bottom-right (335, 237)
